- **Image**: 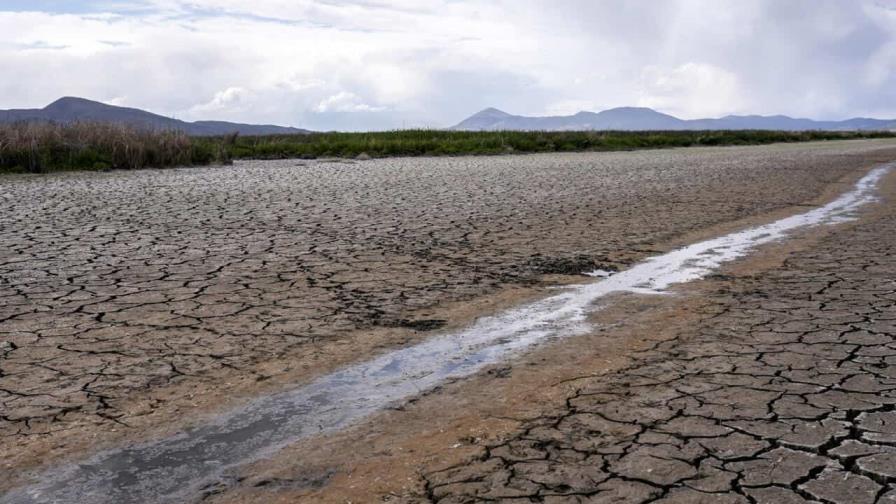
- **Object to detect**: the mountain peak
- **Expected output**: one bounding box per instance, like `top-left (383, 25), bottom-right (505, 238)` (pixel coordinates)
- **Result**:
top-left (599, 106), bottom-right (672, 117)
top-left (604, 106), bottom-right (654, 112)
top-left (48, 96), bottom-right (100, 105)
top-left (44, 96), bottom-right (106, 111)
top-left (473, 107), bottom-right (511, 117)
top-left (1, 96), bottom-right (310, 136)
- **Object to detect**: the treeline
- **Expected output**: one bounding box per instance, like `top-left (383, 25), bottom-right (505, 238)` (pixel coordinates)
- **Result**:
top-left (1, 122), bottom-right (893, 173)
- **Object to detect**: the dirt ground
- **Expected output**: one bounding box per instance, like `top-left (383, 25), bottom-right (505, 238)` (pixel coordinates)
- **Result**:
top-left (411, 164), bottom-right (896, 504)
top-left (200, 155), bottom-right (896, 503)
top-left (2, 140), bottom-right (896, 494)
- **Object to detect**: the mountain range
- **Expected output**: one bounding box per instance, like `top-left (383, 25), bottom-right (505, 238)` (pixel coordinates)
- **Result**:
top-left (3, 98), bottom-right (895, 134)
top-left (452, 107), bottom-right (896, 132)
top-left (0, 97), bottom-right (309, 136)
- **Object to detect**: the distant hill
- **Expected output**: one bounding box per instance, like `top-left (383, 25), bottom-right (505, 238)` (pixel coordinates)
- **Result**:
top-left (0, 97), bottom-right (310, 136)
top-left (452, 107), bottom-right (896, 131)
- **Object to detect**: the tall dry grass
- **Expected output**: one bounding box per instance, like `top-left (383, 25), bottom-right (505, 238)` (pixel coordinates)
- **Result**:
top-left (0, 122), bottom-right (228, 173)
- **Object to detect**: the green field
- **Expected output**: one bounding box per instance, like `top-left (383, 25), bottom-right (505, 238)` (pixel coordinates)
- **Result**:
top-left (2, 122), bottom-right (894, 173)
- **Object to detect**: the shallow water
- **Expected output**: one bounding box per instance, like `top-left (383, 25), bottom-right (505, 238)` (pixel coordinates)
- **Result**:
top-left (4, 164), bottom-right (891, 504)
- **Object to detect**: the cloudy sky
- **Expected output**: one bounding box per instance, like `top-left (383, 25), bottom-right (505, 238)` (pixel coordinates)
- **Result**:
top-left (1, 0), bottom-right (895, 130)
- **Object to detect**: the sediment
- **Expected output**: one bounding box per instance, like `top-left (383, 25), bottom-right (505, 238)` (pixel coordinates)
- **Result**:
top-left (3, 140), bottom-right (896, 496)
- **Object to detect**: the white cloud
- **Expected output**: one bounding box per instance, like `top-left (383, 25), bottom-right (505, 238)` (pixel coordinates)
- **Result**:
top-left (544, 99), bottom-right (602, 116)
top-left (0, 0), bottom-right (895, 129)
top-left (189, 87), bottom-right (252, 115)
top-left (314, 91), bottom-right (385, 113)
top-left (637, 63), bottom-right (746, 119)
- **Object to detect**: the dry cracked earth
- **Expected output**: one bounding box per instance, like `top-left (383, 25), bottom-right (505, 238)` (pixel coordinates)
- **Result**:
top-left (423, 168), bottom-right (896, 503)
top-left (3, 140), bottom-right (896, 499)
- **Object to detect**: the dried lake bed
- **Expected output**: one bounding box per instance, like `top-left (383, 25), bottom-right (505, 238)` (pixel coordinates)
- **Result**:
top-left (3, 140), bottom-right (896, 502)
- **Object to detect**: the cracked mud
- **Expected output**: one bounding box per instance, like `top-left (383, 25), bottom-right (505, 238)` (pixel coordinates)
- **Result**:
top-left (423, 168), bottom-right (896, 503)
top-left (3, 140), bottom-right (896, 499)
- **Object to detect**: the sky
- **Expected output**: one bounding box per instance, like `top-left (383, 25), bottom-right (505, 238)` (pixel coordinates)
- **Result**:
top-left (1, 0), bottom-right (895, 131)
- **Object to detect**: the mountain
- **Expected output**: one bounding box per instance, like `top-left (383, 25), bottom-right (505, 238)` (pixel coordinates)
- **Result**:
top-left (452, 107), bottom-right (896, 132)
top-left (0, 97), bottom-right (309, 136)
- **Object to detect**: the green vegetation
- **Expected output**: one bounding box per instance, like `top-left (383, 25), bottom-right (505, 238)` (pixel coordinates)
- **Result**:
top-left (1, 122), bottom-right (894, 173)
top-left (227, 129), bottom-right (896, 159)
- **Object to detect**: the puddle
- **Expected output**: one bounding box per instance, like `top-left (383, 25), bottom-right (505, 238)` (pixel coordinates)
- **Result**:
top-left (4, 164), bottom-right (891, 504)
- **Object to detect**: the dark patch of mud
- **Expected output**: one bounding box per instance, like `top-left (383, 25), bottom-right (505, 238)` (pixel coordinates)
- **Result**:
top-left (527, 254), bottom-right (618, 275)
top-left (376, 319), bottom-right (448, 331)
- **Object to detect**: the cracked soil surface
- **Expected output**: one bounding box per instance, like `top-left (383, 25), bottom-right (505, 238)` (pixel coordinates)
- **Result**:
top-left (417, 171), bottom-right (896, 503)
top-left (3, 140), bottom-right (896, 497)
